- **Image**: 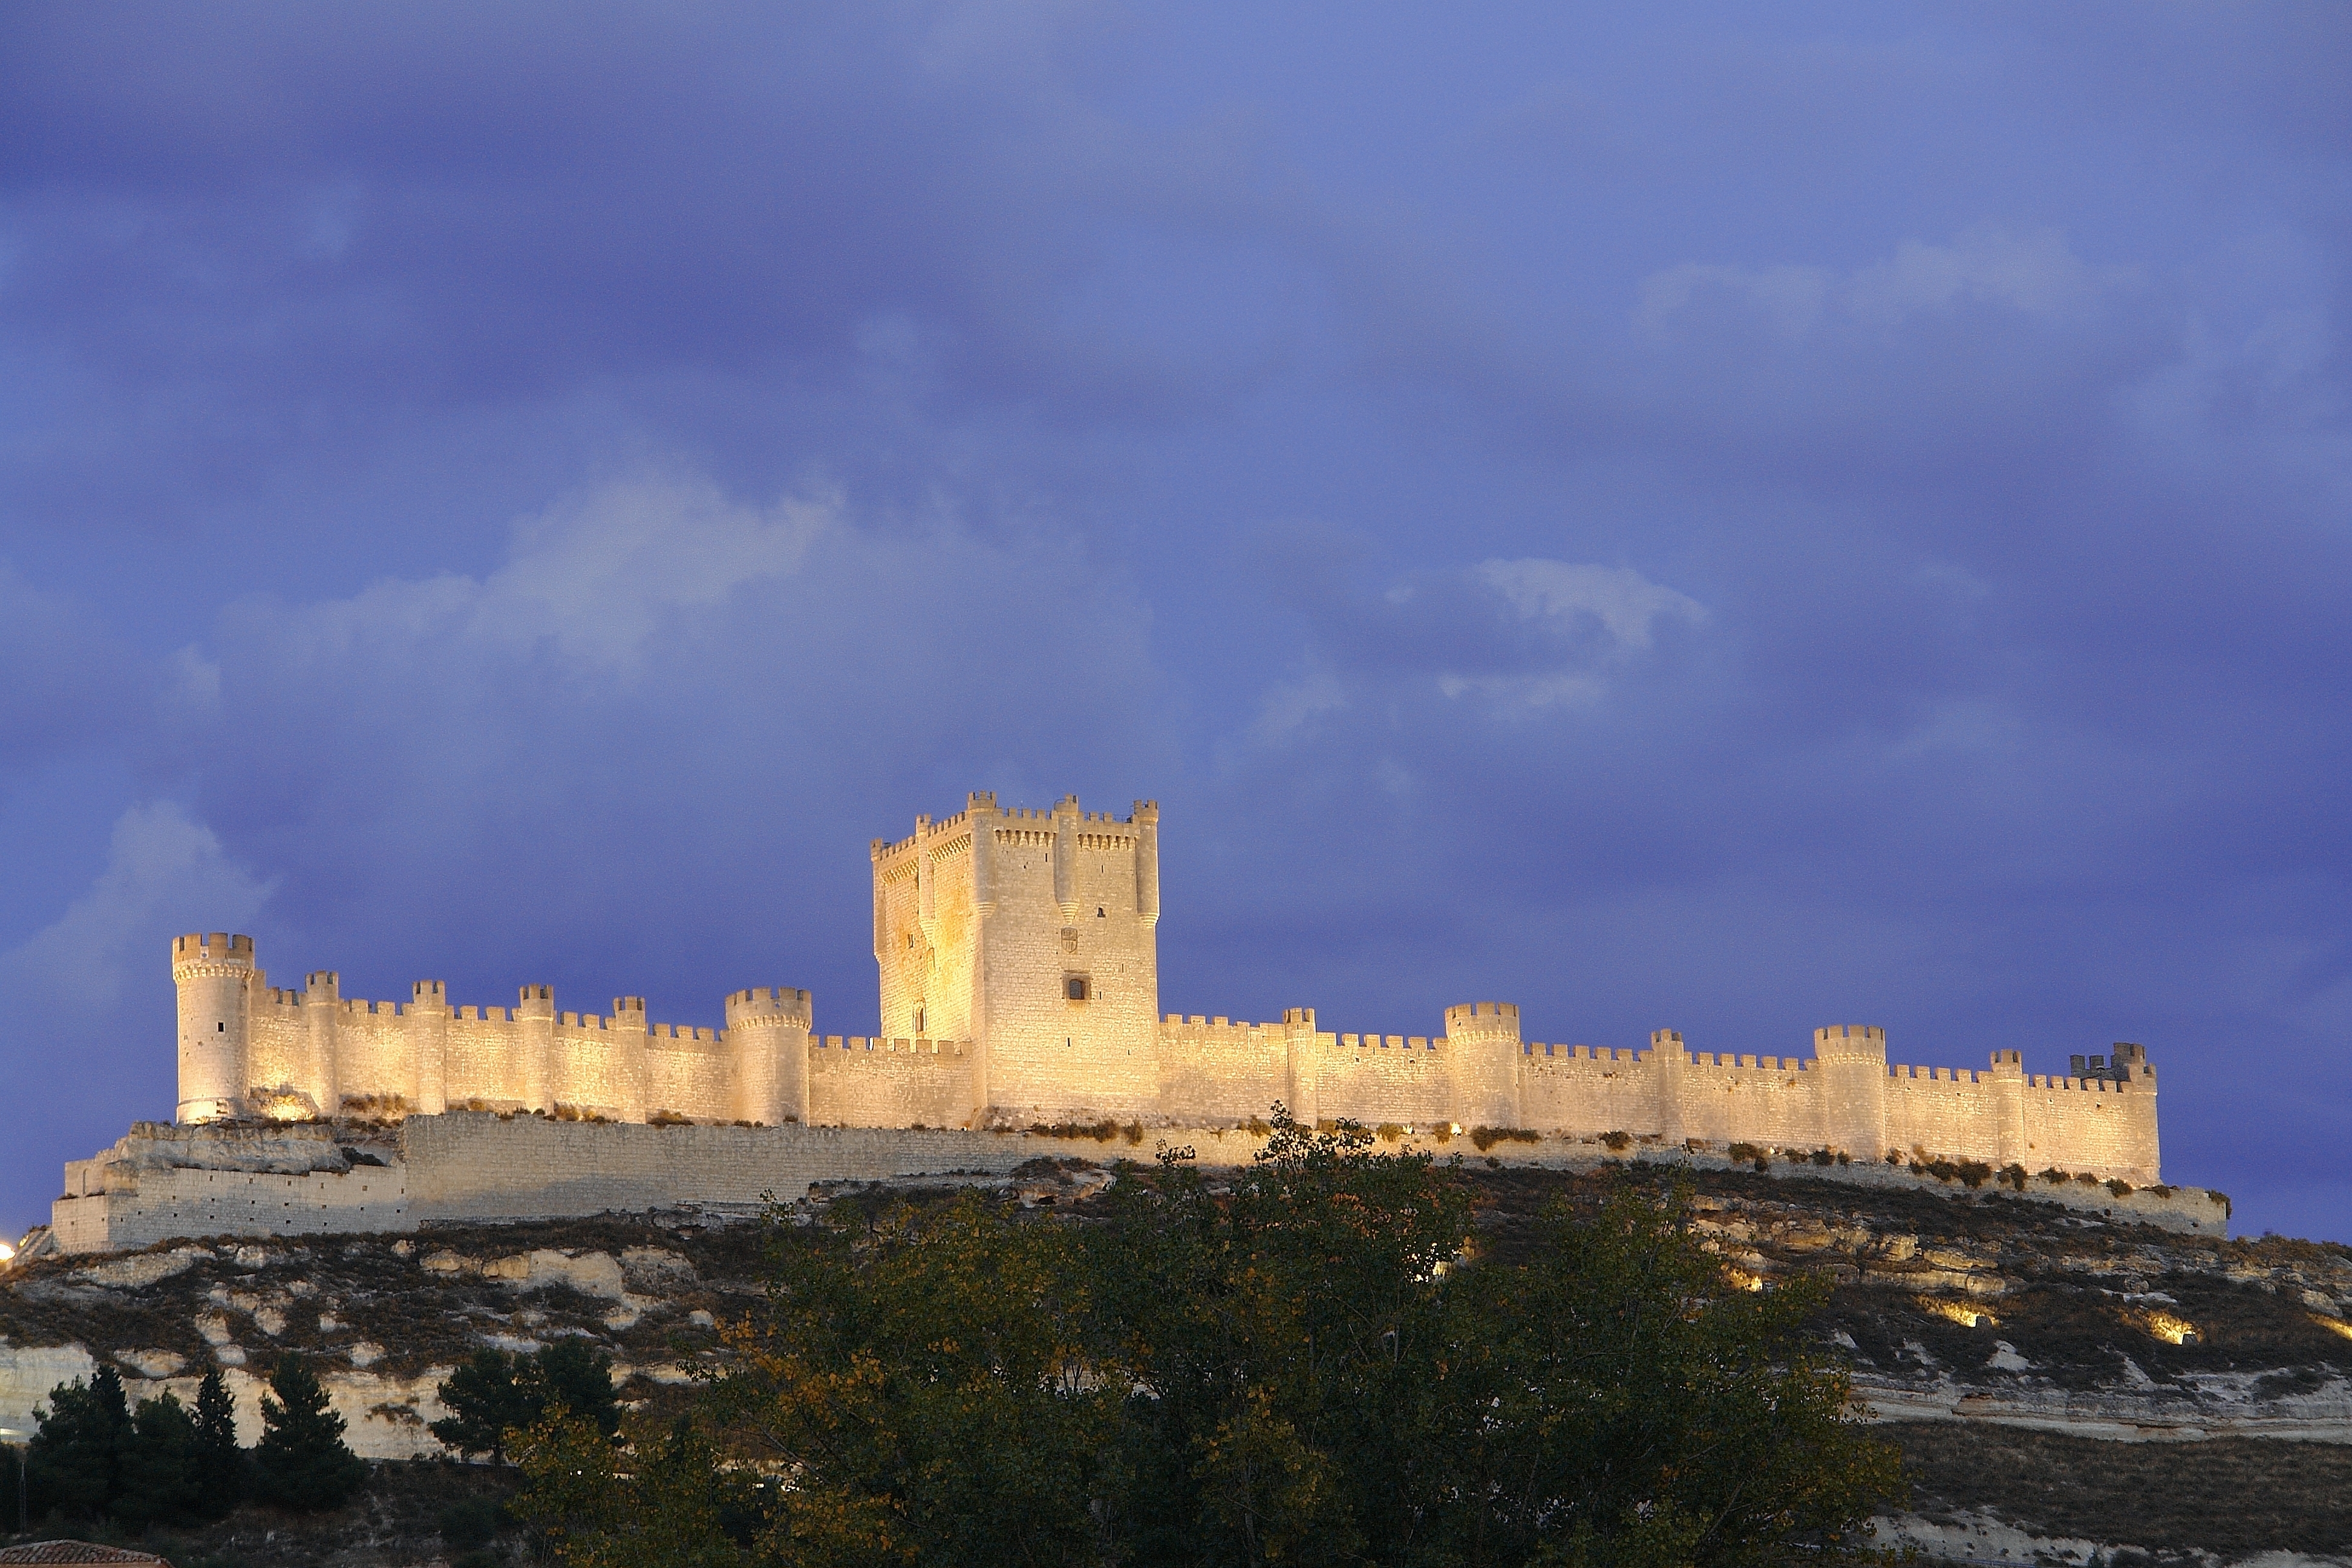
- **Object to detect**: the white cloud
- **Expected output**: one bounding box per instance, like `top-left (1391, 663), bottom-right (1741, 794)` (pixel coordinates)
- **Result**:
top-left (0, 802), bottom-right (275, 1010)
top-left (1639, 226), bottom-right (2126, 338)
top-left (1639, 263), bottom-right (1829, 339)
top-left (261, 472), bottom-right (834, 675)
top-left (1476, 558), bottom-right (1708, 649)
top-left (1847, 227), bottom-right (2111, 323)
top-left (1255, 557), bottom-right (1708, 735)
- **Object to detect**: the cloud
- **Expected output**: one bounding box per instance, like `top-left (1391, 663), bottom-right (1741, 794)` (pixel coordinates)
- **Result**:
top-left (0, 802), bottom-right (275, 1228)
top-left (0, 802), bottom-right (275, 1011)
top-left (1638, 226), bottom-right (2125, 339)
top-left (265, 473), bottom-right (831, 675)
top-left (1475, 558), bottom-right (1707, 650)
top-left (1256, 556), bottom-right (1707, 731)
top-left (163, 466), bottom-right (1176, 1032)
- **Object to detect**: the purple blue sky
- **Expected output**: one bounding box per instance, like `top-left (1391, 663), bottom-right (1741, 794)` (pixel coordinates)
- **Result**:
top-left (2, 5), bottom-right (2347, 1241)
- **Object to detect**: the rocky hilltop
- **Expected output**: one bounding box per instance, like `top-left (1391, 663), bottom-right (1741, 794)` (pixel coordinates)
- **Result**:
top-left (3, 1157), bottom-right (2348, 1566)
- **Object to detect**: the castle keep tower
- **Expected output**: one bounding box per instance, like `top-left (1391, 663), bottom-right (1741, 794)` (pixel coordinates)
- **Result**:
top-left (872, 793), bottom-right (1161, 1123)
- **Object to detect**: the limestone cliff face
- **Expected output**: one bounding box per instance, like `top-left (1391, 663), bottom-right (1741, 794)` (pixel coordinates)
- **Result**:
top-left (0, 1219), bottom-right (748, 1460)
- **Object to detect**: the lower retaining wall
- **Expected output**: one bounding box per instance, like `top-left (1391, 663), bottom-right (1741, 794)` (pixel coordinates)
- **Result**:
top-left (402, 1112), bottom-right (1166, 1220)
top-left (48, 1114), bottom-right (2230, 1253)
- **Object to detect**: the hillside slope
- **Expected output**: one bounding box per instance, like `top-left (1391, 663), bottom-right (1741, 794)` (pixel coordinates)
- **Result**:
top-left (4, 1158), bottom-right (2348, 1565)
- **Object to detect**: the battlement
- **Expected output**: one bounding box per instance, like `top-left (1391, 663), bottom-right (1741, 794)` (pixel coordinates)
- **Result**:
top-left (1522, 1043), bottom-right (1647, 1065)
top-left (1161, 1014), bottom-right (1296, 1050)
top-left (875, 791), bottom-right (1155, 864)
top-left (1444, 1001), bottom-right (1521, 1036)
top-left (726, 986), bottom-right (813, 1027)
top-left (813, 1036), bottom-right (969, 1060)
top-left (1338, 1031), bottom-right (1440, 1051)
top-left (1687, 1051), bottom-right (1805, 1071)
top-left (1812, 1024), bottom-right (1887, 1062)
top-left (152, 790), bottom-right (2164, 1190)
top-left (172, 932), bottom-right (253, 972)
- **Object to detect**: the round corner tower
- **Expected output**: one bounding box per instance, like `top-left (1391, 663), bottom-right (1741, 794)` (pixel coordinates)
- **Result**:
top-left (175, 932), bottom-right (257, 1123)
top-left (726, 986), bottom-right (812, 1125)
top-left (1812, 1024), bottom-right (1887, 1158)
top-left (1445, 1001), bottom-right (1523, 1129)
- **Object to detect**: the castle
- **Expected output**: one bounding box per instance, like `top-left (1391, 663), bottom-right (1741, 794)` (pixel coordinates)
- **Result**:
top-left (165, 792), bottom-right (2161, 1181)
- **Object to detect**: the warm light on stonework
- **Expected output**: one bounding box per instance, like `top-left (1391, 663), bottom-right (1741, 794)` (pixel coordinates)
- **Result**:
top-left (2139, 1310), bottom-right (2197, 1345)
top-left (2311, 1315), bottom-right (2352, 1343)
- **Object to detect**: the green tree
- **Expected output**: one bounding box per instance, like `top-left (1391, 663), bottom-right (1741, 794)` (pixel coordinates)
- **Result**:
top-left (249, 1353), bottom-right (367, 1511)
top-left (432, 1350), bottom-right (533, 1462)
top-left (434, 1342), bottom-right (620, 1463)
top-left (190, 1365), bottom-right (244, 1515)
top-left (114, 1391), bottom-right (203, 1530)
top-left (1089, 1108), bottom-right (1475, 1565)
top-left (1403, 1186), bottom-right (1905, 1568)
top-left (509, 1411), bottom-right (752, 1568)
top-left (524, 1341), bottom-right (621, 1440)
top-left (506, 1106), bottom-right (1906, 1568)
top-left (25, 1365), bottom-right (130, 1521)
top-left (700, 1190), bottom-right (1122, 1567)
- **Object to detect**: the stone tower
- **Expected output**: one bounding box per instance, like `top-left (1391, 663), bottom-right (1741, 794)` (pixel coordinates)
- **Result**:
top-left (724, 986), bottom-right (813, 1125)
top-left (174, 933), bottom-right (256, 1123)
top-left (872, 792), bottom-right (1161, 1124)
top-left (1445, 1001), bottom-right (1523, 1129)
top-left (1812, 1024), bottom-right (1888, 1158)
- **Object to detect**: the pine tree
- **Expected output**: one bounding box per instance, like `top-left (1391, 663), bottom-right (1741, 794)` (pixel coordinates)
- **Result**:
top-left (524, 1341), bottom-right (621, 1440)
top-left (431, 1349), bottom-right (529, 1463)
top-left (115, 1392), bottom-right (202, 1529)
top-left (25, 1365), bottom-right (130, 1521)
top-left (191, 1365), bottom-right (244, 1517)
top-left (433, 1343), bottom-right (618, 1463)
top-left (249, 1354), bottom-right (367, 1512)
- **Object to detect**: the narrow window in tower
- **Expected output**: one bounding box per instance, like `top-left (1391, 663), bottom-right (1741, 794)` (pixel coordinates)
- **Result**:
top-left (1066, 976), bottom-right (1090, 1002)
top-left (1096, 906), bottom-right (1105, 918)
top-left (913, 1007), bottom-right (926, 1035)
top-left (218, 1022), bottom-right (225, 1031)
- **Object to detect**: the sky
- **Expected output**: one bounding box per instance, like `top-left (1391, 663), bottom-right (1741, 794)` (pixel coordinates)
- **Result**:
top-left (2, 4), bottom-right (2347, 1242)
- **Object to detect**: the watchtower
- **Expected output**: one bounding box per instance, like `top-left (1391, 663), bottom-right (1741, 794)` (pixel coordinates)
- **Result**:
top-left (1812, 1024), bottom-right (1887, 1158)
top-left (174, 933), bottom-right (256, 1123)
top-left (1445, 1002), bottom-right (1523, 1128)
top-left (872, 792), bottom-right (1161, 1123)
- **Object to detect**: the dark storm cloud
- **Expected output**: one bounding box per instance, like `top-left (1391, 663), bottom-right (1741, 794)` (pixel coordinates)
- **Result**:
top-left (2, 4), bottom-right (2348, 1239)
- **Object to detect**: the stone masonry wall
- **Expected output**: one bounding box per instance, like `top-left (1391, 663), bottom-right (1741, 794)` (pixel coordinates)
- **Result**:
top-left (1314, 1030), bottom-right (1453, 1127)
top-left (805, 1037), bottom-right (977, 1128)
top-left (164, 790), bottom-right (2169, 1188)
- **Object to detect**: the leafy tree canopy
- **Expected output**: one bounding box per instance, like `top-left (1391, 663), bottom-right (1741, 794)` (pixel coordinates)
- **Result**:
top-left (509, 1108), bottom-right (1905, 1568)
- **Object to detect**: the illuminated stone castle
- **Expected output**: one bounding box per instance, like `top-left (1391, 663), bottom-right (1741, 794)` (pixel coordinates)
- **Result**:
top-left (169, 791), bottom-right (2161, 1181)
